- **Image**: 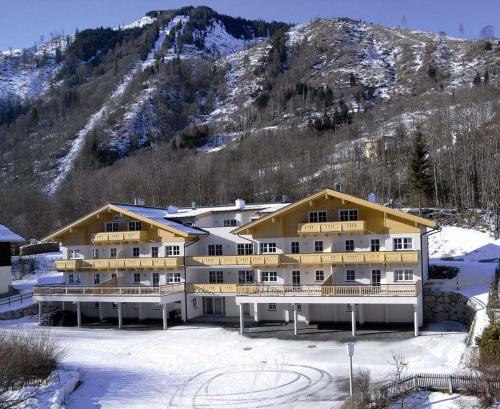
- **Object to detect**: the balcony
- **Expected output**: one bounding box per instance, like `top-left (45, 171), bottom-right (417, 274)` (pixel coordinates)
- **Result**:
top-left (186, 255), bottom-right (280, 267)
top-left (186, 284), bottom-right (237, 294)
top-left (236, 281), bottom-right (421, 297)
top-left (54, 257), bottom-right (183, 271)
top-left (298, 221), bottom-right (366, 235)
top-left (92, 231), bottom-right (149, 244)
top-left (280, 251), bottom-right (418, 265)
top-left (33, 283), bottom-right (185, 297)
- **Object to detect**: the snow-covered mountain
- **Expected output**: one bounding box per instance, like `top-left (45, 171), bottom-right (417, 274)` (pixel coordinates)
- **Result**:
top-left (0, 7), bottom-right (498, 196)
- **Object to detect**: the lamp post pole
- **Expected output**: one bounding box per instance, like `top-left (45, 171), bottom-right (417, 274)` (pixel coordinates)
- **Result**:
top-left (346, 342), bottom-right (354, 396)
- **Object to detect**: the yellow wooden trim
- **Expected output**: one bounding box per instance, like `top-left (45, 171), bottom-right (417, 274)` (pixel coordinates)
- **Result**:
top-left (232, 189), bottom-right (436, 234)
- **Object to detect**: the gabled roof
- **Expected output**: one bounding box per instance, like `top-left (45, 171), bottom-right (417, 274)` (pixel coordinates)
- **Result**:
top-left (166, 202), bottom-right (288, 219)
top-left (232, 188), bottom-right (437, 234)
top-left (0, 224), bottom-right (25, 243)
top-left (42, 203), bottom-right (208, 242)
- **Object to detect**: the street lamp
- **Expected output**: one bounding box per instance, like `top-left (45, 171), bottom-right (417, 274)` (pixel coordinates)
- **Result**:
top-left (346, 342), bottom-right (354, 396)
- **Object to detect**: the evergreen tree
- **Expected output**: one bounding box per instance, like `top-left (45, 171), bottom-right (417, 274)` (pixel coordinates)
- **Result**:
top-left (473, 72), bottom-right (482, 85)
top-left (484, 69), bottom-right (489, 84)
top-left (408, 129), bottom-right (433, 213)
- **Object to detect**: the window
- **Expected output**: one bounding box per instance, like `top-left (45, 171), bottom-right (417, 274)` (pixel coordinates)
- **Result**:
top-left (151, 247), bottom-right (159, 258)
top-left (129, 221), bottom-right (142, 231)
top-left (167, 272), bottom-right (181, 283)
top-left (133, 247), bottom-right (140, 258)
top-left (94, 303), bottom-right (100, 310)
top-left (315, 270), bottom-right (325, 282)
top-left (110, 248), bottom-right (117, 258)
top-left (394, 238), bottom-right (413, 250)
top-left (237, 243), bottom-right (253, 255)
top-left (93, 273), bottom-right (100, 285)
top-left (112, 302), bottom-right (118, 309)
top-left (268, 303), bottom-right (277, 311)
top-left (339, 209), bottom-right (358, 221)
top-left (105, 222), bottom-right (119, 232)
top-left (371, 239), bottom-right (380, 252)
top-left (224, 219), bottom-right (237, 227)
top-left (346, 269), bottom-right (355, 282)
top-left (291, 242), bottom-right (300, 254)
top-left (260, 242), bottom-right (277, 254)
top-left (68, 273), bottom-right (74, 284)
top-left (309, 211), bottom-right (327, 223)
top-left (152, 272), bottom-right (159, 286)
top-left (69, 249), bottom-right (81, 259)
top-left (133, 273), bottom-right (141, 284)
top-left (345, 240), bottom-right (354, 252)
top-left (292, 270), bottom-right (301, 286)
top-left (314, 240), bottom-right (324, 252)
top-left (209, 271), bottom-right (224, 283)
top-left (74, 274), bottom-right (81, 284)
top-left (111, 273), bottom-right (117, 279)
top-left (261, 271), bottom-right (277, 282)
top-left (238, 270), bottom-right (254, 283)
top-left (296, 304), bottom-right (302, 311)
top-left (394, 269), bottom-right (414, 281)
top-left (192, 298), bottom-right (198, 309)
top-left (208, 244), bottom-right (223, 256)
top-left (166, 245), bottom-right (180, 256)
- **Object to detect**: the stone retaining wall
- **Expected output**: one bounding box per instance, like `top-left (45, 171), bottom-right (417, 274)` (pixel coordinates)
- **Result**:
top-left (423, 288), bottom-right (476, 326)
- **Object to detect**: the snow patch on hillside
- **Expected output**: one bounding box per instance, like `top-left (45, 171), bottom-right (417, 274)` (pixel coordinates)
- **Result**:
top-left (46, 16), bottom-right (186, 194)
top-left (115, 15), bottom-right (156, 31)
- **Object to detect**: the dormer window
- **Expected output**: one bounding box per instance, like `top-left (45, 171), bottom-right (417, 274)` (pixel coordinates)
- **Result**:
top-left (224, 219), bottom-right (237, 227)
top-left (339, 209), bottom-right (358, 221)
top-left (105, 222), bottom-right (119, 232)
top-left (309, 211), bottom-right (327, 223)
top-left (129, 221), bottom-right (142, 231)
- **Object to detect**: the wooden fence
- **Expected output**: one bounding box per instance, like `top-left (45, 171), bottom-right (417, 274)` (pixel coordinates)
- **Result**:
top-left (372, 373), bottom-right (500, 402)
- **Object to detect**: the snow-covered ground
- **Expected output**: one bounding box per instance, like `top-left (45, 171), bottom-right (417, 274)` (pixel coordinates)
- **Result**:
top-left (428, 226), bottom-right (499, 346)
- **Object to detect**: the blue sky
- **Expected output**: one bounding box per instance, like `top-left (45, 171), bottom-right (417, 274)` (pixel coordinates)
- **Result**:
top-left (1, 0), bottom-right (498, 50)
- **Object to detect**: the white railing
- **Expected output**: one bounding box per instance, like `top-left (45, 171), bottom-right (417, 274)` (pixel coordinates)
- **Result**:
top-left (33, 283), bottom-right (185, 297)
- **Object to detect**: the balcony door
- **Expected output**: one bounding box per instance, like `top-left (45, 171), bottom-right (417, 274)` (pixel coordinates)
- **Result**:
top-left (203, 297), bottom-right (225, 315)
top-left (371, 270), bottom-right (381, 286)
top-left (292, 271), bottom-right (301, 287)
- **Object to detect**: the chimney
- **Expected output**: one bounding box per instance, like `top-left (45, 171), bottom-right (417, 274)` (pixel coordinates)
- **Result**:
top-left (282, 194), bottom-right (289, 203)
top-left (191, 201), bottom-right (196, 210)
top-left (333, 183), bottom-right (342, 192)
top-left (368, 193), bottom-right (378, 203)
top-left (235, 198), bottom-right (245, 209)
top-left (134, 197), bottom-right (145, 206)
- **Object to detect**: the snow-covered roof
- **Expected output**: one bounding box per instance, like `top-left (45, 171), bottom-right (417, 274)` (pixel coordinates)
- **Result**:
top-left (166, 202), bottom-right (289, 219)
top-left (110, 204), bottom-right (208, 236)
top-left (0, 224), bottom-right (25, 242)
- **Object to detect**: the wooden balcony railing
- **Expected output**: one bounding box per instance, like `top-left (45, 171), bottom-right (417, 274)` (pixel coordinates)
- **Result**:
top-left (33, 283), bottom-right (185, 297)
top-left (54, 257), bottom-right (182, 271)
top-left (281, 251), bottom-right (419, 265)
top-left (92, 231), bottom-right (149, 243)
top-left (186, 284), bottom-right (237, 294)
top-left (236, 280), bottom-right (421, 297)
top-left (298, 221), bottom-right (366, 235)
top-left (186, 255), bottom-right (280, 267)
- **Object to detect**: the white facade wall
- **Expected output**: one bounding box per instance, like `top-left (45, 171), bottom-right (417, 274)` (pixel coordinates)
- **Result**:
top-left (0, 266), bottom-right (11, 294)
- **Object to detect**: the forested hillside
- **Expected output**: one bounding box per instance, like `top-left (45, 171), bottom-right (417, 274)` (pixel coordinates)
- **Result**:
top-left (0, 6), bottom-right (498, 239)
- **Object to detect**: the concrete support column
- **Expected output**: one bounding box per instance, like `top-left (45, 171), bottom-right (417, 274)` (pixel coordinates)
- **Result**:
top-left (239, 304), bottom-right (244, 335)
top-left (293, 304), bottom-right (298, 336)
top-left (303, 304), bottom-right (310, 325)
top-left (117, 303), bottom-right (123, 329)
top-left (413, 305), bottom-right (419, 337)
top-left (351, 305), bottom-right (356, 336)
top-left (181, 301), bottom-right (187, 322)
top-left (253, 303), bottom-right (259, 322)
top-left (284, 307), bottom-right (290, 324)
top-left (98, 302), bottom-right (104, 321)
top-left (162, 304), bottom-right (168, 331)
top-left (76, 302), bottom-right (82, 328)
top-left (384, 304), bottom-right (390, 324)
top-left (358, 304), bottom-right (365, 326)
top-left (332, 303), bottom-right (338, 322)
top-left (61, 301), bottom-right (66, 310)
top-left (38, 302), bottom-right (42, 324)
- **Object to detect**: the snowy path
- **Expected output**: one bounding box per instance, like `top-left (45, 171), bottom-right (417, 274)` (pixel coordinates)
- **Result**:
top-left (46, 16), bottom-right (185, 195)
